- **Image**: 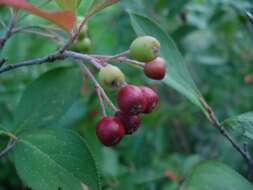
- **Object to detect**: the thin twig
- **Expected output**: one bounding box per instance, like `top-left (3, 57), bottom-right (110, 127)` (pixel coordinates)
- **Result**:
top-left (0, 10), bottom-right (16, 52)
top-left (65, 51), bottom-right (104, 69)
top-left (199, 96), bottom-right (253, 171)
top-left (102, 51), bottom-right (130, 62)
top-left (77, 61), bottom-right (118, 112)
top-left (0, 129), bottom-right (18, 158)
top-left (76, 60), bottom-right (107, 116)
top-left (94, 53), bottom-right (145, 68)
top-left (12, 25), bottom-right (65, 45)
top-left (0, 51), bottom-right (104, 74)
top-left (0, 59), bottom-right (6, 67)
top-left (96, 87), bottom-right (107, 117)
top-left (0, 140), bottom-right (17, 158)
top-left (59, 16), bottom-right (90, 53)
top-left (0, 18), bottom-right (6, 28)
top-left (0, 52), bottom-right (66, 74)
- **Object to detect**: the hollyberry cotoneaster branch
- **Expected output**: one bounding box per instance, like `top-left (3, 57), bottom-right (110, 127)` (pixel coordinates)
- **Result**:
top-left (199, 96), bottom-right (253, 178)
top-left (0, 8), bottom-right (16, 53)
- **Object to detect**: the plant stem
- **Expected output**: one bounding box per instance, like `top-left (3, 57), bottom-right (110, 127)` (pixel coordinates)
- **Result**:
top-left (96, 87), bottom-right (107, 117)
top-left (59, 16), bottom-right (90, 53)
top-left (0, 140), bottom-right (17, 158)
top-left (77, 61), bottom-right (118, 113)
top-left (199, 96), bottom-right (253, 176)
top-left (0, 9), bottom-right (16, 52)
top-left (94, 52), bottom-right (145, 68)
top-left (0, 129), bottom-right (18, 158)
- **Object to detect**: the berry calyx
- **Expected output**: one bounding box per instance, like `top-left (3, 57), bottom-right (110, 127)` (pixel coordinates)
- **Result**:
top-left (140, 86), bottom-right (159, 113)
top-left (115, 111), bottom-right (141, 135)
top-left (98, 64), bottom-right (125, 89)
top-left (129, 36), bottom-right (160, 62)
top-left (144, 57), bottom-right (166, 80)
top-left (96, 116), bottom-right (125, 146)
top-left (117, 85), bottom-right (147, 115)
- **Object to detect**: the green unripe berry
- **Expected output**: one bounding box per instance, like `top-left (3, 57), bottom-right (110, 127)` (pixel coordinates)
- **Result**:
top-left (76, 38), bottom-right (92, 52)
top-left (98, 64), bottom-right (125, 89)
top-left (78, 25), bottom-right (88, 40)
top-left (129, 36), bottom-right (160, 62)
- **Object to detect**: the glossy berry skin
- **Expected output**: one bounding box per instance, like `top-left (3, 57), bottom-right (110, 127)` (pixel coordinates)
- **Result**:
top-left (115, 111), bottom-right (141, 135)
top-left (98, 64), bottom-right (125, 89)
top-left (96, 116), bottom-right (125, 146)
top-left (129, 36), bottom-right (160, 62)
top-left (144, 57), bottom-right (166, 80)
top-left (117, 85), bottom-right (147, 115)
top-left (140, 86), bottom-right (159, 113)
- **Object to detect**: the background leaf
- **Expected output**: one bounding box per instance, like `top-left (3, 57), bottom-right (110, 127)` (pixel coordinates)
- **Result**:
top-left (13, 128), bottom-right (101, 190)
top-left (0, 0), bottom-right (76, 31)
top-left (56, 0), bottom-right (82, 12)
top-left (14, 67), bottom-right (82, 134)
top-left (86, 0), bottom-right (119, 18)
top-left (181, 161), bottom-right (253, 190)
top-left (129, 12), bottom-right (205, 112)
top-left (223, 112), bottom-right (253, 141)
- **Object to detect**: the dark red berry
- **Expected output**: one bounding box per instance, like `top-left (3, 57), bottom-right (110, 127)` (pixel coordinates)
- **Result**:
top-left (140, 86), bottom-right (159, 113)
top-left (115, 111), bottom-right (141, 135)
top-left (96, 116), bottom-right (125, 146)
top-left (117, 85), bottom-right (147, 115)
top-left (144, 57), bottom-right (166, 80)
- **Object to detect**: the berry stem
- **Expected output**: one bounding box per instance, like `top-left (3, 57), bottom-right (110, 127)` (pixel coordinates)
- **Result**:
top-left (96, 87), bottom-right (107, 117)
top-left (93, 52), bottom-right (145, 68)
top-left (102, 50), bottom-right (130, 62)
top-left (116, 58), bottom-right (145, 68)
top-left (76, 60), bottom-right (118, 113)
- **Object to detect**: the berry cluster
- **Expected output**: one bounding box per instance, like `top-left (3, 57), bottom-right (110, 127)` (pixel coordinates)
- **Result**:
top-left (95, 35), bottom-right (167, 146)
top-left (96, 85), bottom-right (159, 146)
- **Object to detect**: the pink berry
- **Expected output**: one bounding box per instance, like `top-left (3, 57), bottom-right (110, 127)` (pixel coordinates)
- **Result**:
top-left (144, 57), bottom-right (166, 80)
top-left (140, 86), bottom-right (159, 113)
top-left (117, 85), bottom-right (147, 115)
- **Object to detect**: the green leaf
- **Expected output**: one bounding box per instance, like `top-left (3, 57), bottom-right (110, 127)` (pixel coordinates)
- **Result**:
top-left (129, 12), bottom-right (205, 112)
top-left (86, 0), bottom-right (119, 18)
top-left (14, 67), bottom-right (82, 134)
top-left (223, 112), bottom-right (253, 140)
top-left (181, 161), bottom-right (253, 190)
top-left (13, 128), bottom-right (101, 190)
top-left (56, 0), bottom-right (82, 12)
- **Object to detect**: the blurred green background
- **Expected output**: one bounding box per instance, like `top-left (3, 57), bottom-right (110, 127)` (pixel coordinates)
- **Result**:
top-left (0, 0), bottom-right (253, 189)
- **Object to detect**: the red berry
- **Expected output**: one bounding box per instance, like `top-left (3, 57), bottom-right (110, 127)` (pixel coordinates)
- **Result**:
top-left (115, 111), bottom-right (141, 135)
top-left (96, 116), bottom-right (125, 146)
top-left (117, 85), bottom-right (147, 115)
top-left (140, 86), bottom-right (159, 113)
top-left (144, 57), bottom-right (166, 80)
